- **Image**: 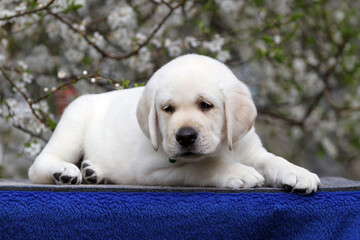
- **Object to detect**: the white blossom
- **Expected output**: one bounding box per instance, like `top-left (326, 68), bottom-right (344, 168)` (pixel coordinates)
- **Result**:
top-left (0, 54), bottom-right (5, 64)
top-left (109, 28), bottom-right (132, 49)
top-left (126, 48), bottom-right (154, 74)
top-left (333, 31), bottom-right (343, 44)
top-left (135, 32), bottom-right (147, 44)
top-left (274, 35), bottom-right (281, 44)
top-left (305, 50), bottom-right (319, 66)
top-left (108, 5), bottom-right (137, 30)
top-left (24, 141), bottom-right (42, 158)
top-left (65, 49), bottom-right (84, 63)
top-left (57, 70), bottom-right (67, 79)
top-left (22, 72), bottom-right (33, 84)
top-left (92, 32), bottom-right (105, 48)
top-left (322, 138), bottom-right (338, 158)
top-left (334, 10), bottom-right (345, 22)
top-left (203, 34), bottom-right (225, 53)
top-left (344, 56), bottom-right (357, 71)
top-left (185, 36), bottom-right (200, 48)
top-left (216, 50), bottom-right (231, 62)
top-left (17, 61), bottom-right (28, 70)
top-left (292, 58), bottom-right (306, 72)
top-left (165, 39), bottom-right (182, 57)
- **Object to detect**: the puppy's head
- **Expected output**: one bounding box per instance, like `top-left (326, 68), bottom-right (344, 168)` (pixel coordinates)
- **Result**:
top-left (136, 54), bottom-right (256, 162)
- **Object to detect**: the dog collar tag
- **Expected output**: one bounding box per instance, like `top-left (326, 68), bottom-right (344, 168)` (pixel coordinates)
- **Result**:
top-left (169, 158), bottom-right (176, 163)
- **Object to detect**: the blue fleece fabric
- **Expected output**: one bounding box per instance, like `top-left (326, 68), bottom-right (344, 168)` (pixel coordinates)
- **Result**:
top-left (0, 190), bottom-right (359, 240)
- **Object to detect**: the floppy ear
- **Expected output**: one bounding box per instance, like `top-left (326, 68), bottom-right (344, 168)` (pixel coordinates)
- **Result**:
top-left (136, 89), bottom-right (159, 151)
top-left (223, 81), bottom-right (257, 151)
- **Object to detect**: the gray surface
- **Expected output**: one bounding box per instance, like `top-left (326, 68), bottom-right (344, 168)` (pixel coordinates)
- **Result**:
top-left (0, 177), bottom-right (360, 193)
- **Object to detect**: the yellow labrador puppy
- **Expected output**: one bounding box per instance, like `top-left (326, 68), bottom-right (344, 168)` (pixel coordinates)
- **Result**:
top-left (28, 54), bottom-right (320, 193)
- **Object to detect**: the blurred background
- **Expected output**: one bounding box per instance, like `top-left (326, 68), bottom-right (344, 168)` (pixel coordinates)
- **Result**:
top-left (0, 0), bottom-right (359, 180)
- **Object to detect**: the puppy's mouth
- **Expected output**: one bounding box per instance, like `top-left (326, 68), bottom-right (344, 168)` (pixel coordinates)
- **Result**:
top-left (177, 152), bottom-right (202, 158)
top-left (172, 151), bottom-right (205, 161)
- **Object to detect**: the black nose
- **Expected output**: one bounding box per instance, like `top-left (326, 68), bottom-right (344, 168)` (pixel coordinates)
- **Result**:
top-left (176, 127), bottom-right (198, 147)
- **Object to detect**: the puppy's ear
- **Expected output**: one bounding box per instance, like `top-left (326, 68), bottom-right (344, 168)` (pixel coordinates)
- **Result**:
top-left (136, 89), bottom-right (159, 151)
top-left (223, 81), bottom-right (257, 150)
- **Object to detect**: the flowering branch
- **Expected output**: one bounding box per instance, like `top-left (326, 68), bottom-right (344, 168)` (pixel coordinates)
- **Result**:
top-left (12, 124), bottom-right (48, 142)
top-left (0, 0), bottom-right (55, 21)
top-left (31, 78), bottom-right (82, 105)
top-left (46, 0), bottom-right (186, 61)
top-left (257, 108), bottom-right (303, 127)
top-left (0, 67), bottom-right (46, 125)
top-left (32, 70), bottom-right (135, 105)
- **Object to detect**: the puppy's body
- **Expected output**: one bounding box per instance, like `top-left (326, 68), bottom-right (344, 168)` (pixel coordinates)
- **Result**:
top-left (29, 54), bottom-right (320, 193)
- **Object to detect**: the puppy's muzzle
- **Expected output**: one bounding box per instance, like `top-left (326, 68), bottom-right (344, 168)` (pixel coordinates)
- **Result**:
top-left (176, 127), bottom-right (198, 147)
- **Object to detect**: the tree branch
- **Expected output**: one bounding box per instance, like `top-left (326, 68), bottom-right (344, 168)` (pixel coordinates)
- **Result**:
top-left (46, 0), bottom-right (186, 60)
top-left (257, 108), bottom-right (303, 127)
top-left (31, 78), bottom-right (82, 104)
top-left (0, 0), bottom-right (55, 21)
top-left (12, 124), bottom-right (48, 142)
top-left (0, 67), bottom-right (46, 125)
top-left (301, 91), bottom-right (324, 121)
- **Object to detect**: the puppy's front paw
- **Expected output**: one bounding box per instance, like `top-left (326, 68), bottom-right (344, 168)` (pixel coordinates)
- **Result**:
top-left (275, 166), bottom-right (321, 194)
top-left (51, 162), bottom-right (82, 185)
top-left (81, 160), bottom-right (109, 184)
top-left (217, 164), bottom-right (265, 189)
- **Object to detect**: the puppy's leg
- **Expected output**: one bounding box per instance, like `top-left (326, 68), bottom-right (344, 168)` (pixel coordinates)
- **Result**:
top-left (246, 151), bottom-right (321, 194)
top-left (28, 96), bottom-right (91, 184)
top-left (204, 162), bottom-right (265, 188)
top-left (29, 153), bottom-right (82, 184)
top-left (137, 160), bottom-right (265, 188)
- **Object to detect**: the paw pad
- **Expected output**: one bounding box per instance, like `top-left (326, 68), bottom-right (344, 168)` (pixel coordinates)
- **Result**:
top-left (81, 161), bottom-right (108, 184)
top-left (52, 172), bottom-right (80, 185)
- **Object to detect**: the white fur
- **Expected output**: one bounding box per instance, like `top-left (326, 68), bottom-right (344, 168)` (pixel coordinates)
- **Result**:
top-left (28, 54), bottom-right (320, 193)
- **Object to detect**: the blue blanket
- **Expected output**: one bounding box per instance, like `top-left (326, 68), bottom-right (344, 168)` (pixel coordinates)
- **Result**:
top-left (0, 190), bottom-right (359, 239)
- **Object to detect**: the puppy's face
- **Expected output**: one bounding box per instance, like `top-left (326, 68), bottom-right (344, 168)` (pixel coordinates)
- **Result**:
top-left (136, 54), bottom-right (257, 162)
top-left (156, 77), bottom-right (225, 161)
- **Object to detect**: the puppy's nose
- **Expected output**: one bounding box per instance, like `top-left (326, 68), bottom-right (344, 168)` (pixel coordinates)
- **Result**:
top-left (176, 127), bottom-right (198, 147)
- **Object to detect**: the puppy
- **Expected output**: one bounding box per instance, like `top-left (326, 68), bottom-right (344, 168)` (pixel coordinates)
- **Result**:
top-left (28, 54), bottom-right (320, 193)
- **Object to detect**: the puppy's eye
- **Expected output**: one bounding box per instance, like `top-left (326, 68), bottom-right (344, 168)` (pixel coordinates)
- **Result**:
top-left (163, 105), bottom-right (175, 113)
top-left (199, 101), bottom-right (213, 111)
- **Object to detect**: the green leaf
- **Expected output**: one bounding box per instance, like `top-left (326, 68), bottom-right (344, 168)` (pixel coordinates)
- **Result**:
top-left (27, 0), bottom-right (38, 10)
top-left (255, 47), bottom-right (267, 59)
top-left (262, 35), bottom-right (274, 45)
top-left (273, 48), bottom-right (286, 63)
top-left (197, 20), bottom-right (205, 32)
top-left (81, 56), bottom-right (92, 66)
top-left (36, 11), bottom-right (45, 18)
top-left (63, 0), bottom-right (83, 14)
top-left (121, 78), bottom-right (130, 89)
top-left (253, 0), bottom-right (264, 7)
top-left (202, 0), bottom-right (216, 12)
top-left (317, 148), bottom-right (325, 159)
top-left (288, 12), bottom-right (304, 22)
top-left (46, 118), bottom-right (58, 131)
top-left (134, 82), bottom-right (145, 87)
